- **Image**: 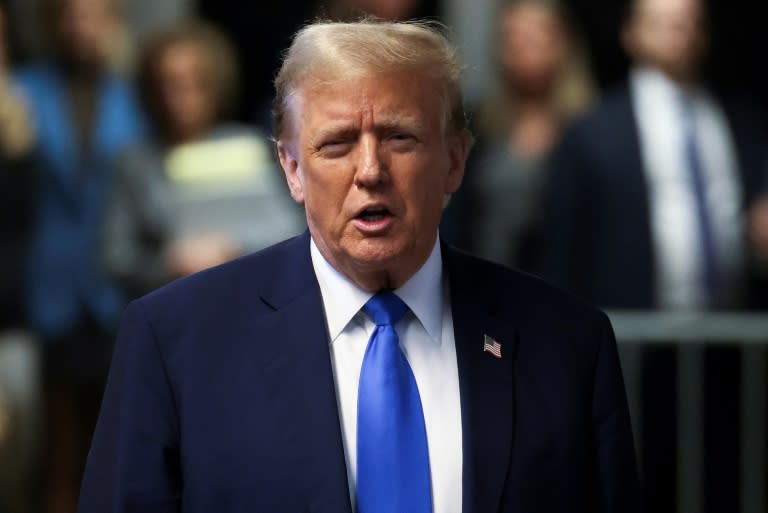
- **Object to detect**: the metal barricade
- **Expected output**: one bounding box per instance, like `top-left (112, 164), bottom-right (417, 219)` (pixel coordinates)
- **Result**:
top-left (609, 312), bottom-right (768, 513)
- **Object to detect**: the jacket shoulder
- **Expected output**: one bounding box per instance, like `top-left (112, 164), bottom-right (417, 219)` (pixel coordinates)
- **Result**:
top-left (134, 235), bottom-right (307, 326)
top-left (447, 247), bottom-right (608, 325)
top-left (561, 84), bottom-right (634, 141)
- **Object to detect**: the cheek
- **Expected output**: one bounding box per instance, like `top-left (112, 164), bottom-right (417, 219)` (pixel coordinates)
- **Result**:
top-left (300, 162), bottom-right (352, 223)
top-left (400, 158), bottom-right (451, 222)
top-left (302, 162), bottom-right (341, 198)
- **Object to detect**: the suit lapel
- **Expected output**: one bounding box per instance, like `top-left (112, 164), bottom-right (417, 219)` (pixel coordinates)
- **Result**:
top-left (444, 245), bottom-right (519, 513)
top-left (257, 233), bottom-right (353, 513)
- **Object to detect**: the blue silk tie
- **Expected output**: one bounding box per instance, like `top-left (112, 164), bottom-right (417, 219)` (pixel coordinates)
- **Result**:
top-left (681, 97), bottom-right (721, 306)
top-left (356, 292), bottom-right (432, 513)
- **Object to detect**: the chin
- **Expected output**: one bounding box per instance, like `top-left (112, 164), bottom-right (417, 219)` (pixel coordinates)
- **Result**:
top-left (344, 237), bottom-right (410, 269)
top-left (348, 245), bottom-right (403, 267)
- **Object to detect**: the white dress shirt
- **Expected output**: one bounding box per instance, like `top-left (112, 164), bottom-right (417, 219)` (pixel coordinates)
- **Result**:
top-left (630, 67), bottom-right (743, 309)
top-left (310, 236), bottom-right (463, 513)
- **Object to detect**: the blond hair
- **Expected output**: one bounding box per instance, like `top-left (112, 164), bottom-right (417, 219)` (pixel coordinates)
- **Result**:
top-left (272, 19), bottom-right (468, 140)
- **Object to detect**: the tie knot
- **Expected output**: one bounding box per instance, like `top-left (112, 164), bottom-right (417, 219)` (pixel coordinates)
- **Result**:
top-left (363, 292), bottom-right (409, 326)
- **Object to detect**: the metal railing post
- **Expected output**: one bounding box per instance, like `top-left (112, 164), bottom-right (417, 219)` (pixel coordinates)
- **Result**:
top-left (677, 344), bottom-right (705, 513)
top-left (740, 345), bottom-right (767, 513)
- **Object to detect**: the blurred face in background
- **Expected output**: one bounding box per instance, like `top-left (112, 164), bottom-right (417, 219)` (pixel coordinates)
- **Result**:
top-left (53, 0), bottom-right (115, 68)
top-left (498, 3), bottom-right (566, 95)
top-left (156, 42), bottom-right (218, 143)
top-left (623, 0), bottom-right (707, 82)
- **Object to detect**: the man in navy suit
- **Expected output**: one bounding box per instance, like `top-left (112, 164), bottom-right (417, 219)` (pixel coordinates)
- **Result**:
top-left (538, 0), bottom-right (766, 310)
top-left (78, 19), bottom-right (640, 513)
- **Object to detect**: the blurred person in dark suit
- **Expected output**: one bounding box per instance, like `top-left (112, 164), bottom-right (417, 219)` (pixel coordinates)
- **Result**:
top-left (539, 0), bottom-right (766, 310)
top-left (538, 1), bottom-right (767, 511)
top-left (445, 0), bottom-right (593, 268)
top-left (13, 0), bottom-right (144, 511)
top-left (104, 21), bottom-right (303, 299)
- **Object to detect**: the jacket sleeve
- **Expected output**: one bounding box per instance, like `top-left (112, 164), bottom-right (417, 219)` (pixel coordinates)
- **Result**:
top-left (77, 300), bottom-right (182, 513)
top-left (591, 312), bottom-right (643, 512)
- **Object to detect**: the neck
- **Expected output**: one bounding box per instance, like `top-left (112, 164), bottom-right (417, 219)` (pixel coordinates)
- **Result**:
top-left (313, 234), bottom-right (438, 293)
top-left (59, 57), bottom-right (104, 82)
top-left (166, 125), bottom-right (209, 146)
top-left (637, 62), bottom-right (700, 87)
top-left (347, 269), bottom-right (401, 292)
top-left (513, 88), bottom-right (555, 107)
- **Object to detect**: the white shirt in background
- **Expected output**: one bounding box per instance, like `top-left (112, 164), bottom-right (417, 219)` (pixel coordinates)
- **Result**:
top-left (630, 67), bottom-right (743, 309)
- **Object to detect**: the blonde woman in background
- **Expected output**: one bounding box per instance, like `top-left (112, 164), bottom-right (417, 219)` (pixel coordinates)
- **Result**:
top-left (104, 21), bottom-right (303, 300)
top-left (449, 0), bottom-right (593, 269)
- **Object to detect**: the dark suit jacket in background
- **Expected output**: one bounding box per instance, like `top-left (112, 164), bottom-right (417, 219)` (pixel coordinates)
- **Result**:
top-left (537, 83), bottom-right (767, 309)
top-left (78, 232), bottom-right (640, 513)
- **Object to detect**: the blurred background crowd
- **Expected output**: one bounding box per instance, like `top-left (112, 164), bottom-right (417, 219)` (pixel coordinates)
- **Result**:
top-left (0, 0), bottom-right (766, 512)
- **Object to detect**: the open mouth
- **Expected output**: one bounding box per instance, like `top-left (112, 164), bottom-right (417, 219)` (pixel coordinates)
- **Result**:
top-left (353, 206), bottom-right (395, 233)
top-left (356, 207), bottom-right (392, 222)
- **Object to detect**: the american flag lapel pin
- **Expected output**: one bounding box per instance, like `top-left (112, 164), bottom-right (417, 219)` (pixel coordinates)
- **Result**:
top-left (483, 334), bottom-right (502, 359)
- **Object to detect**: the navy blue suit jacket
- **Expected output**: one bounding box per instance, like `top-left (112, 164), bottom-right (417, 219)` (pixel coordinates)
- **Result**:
top-left (78, 232), bottom-right (640, 513)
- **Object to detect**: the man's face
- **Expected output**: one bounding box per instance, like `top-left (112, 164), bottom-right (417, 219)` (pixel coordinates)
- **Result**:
top-left (623, 0), bottom-right (706, 81)
top-left (278, 72), bottom-right (467, 289)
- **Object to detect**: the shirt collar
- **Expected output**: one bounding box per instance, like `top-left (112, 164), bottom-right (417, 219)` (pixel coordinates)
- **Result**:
top-left (310, 235), bottom-right (444, 345)
top-left (630, 66), bottom-right (703, 104)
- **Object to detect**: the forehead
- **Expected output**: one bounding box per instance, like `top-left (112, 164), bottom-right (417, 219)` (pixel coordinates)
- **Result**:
top-left (58, 0), bottom-right (112, 15)
top-left (635, 0), bottom-right (701, 18)
top-left (286, 73), bottom-right (445, 138)
top-left (502, 3), bottom-right (557, 26)
top-left (158, 41), bottom-right (206, 68)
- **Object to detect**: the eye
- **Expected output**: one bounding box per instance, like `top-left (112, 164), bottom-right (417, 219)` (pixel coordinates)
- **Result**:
top-left (386, 132), bottom-right (417, 151)
top-left (317, 139), bottom-right (353, 158)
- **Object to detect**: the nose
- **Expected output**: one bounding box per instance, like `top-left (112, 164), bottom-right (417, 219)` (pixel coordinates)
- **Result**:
top-left (353, 134), bottom-right (389, 188)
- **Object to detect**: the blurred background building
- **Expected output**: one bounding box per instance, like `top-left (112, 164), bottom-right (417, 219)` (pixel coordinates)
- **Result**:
top-left (0, 0), bottom-right (766, 512)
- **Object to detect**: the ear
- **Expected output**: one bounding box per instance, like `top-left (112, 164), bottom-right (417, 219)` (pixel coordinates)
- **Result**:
top-left (277, 140), bottom-right (305, 205)
top-left (443, 130), bottom-right (471, 195)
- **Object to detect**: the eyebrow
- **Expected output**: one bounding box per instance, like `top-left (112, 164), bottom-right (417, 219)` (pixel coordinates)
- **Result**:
top-left (375, 117), bottom-right (425, 134)
top-left (311, 125), bottom-right (359, 145)
top-left (311, 117), bottom-right (425, 142)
